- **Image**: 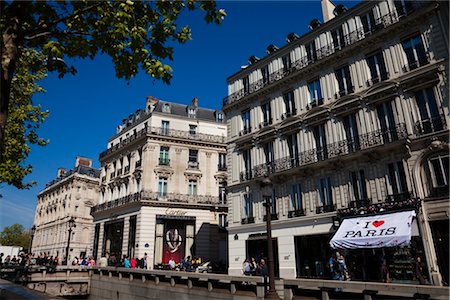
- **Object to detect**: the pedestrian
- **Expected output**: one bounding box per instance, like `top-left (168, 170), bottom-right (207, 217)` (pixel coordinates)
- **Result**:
top-left (124, 256), bottom-right (131, 268)
top-left (415, 256), bottom-right (427, 284)
top-left (242, 258), bottom-right (251, 275)
top-left (168, 257), bottom-right (176, 270)
top-left (130, 257), bottom-right (137, 269)
top-left (336, 253), bottom-right (346, 281)
top-left (329, 253), bottom-right (341, 280)
top-left (250, 257), bottom-right (257, 275)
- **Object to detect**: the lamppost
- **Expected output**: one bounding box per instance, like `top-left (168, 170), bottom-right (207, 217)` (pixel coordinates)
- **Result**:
top-left (260, 176), bottom-right (279, 299)
top-left (29, 225), bottom-right (36, 254)
top-left (65, 217), bottom-right (76, 265)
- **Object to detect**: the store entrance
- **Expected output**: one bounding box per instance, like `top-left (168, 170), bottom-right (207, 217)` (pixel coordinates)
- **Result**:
top-left (295, 235), bottom-right (331, 278)
top-left (246, 236), bottom-right (279, 277)
top-left (430, 219), bottom-right (449, 285)
top-left (102, 220), bottom-right (124, 260)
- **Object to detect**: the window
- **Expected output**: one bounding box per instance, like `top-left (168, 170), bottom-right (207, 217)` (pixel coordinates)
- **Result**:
top-left (243, 76), bottom-right (250, 94)
top-left (261, 101), bottom-right (272, 126)
top-left (343, 114), bottom-right (360, 152)
top-left (287, 133), bottom-right (299, 166)
top-left (350, 170), bottom-right (367, 201)
top-left (219, 214), bottom-right (227, 228)
top-left (387, 161), bottom-right (408, 195)
top-left (188, 180), bottom-right (197, 196)
top-left (162, 103), bottom-right (171, 113)
top-left (242, 149), bottom-right (252, 180)
top-left (313, 124), bottom-right (328, 161)
top-left (394, 0), bottom-right (414, 17)
top-left (282, 54), bottom-right (292, 72)
top-left (414, 88), bottom-right (442, 134)
top-left (377, 102), bottom-right (397, 143)
top-left (189, 125), bottom-right (197, 135)
top-left (402, 35), bottom-right (427, 70)
top-left (361, 10), bottom-right (376, 34)
top-left (188, 149), bottom-right (199, 168)
top-left (308, 79), bottom-right (323, 105)
top-left (366, 51), bottom-right (388, 84)
top-left (261, 65), bottom-right (270, 84)
top-left (219, 183), bottom-right (227, 204)
top-left (244, 193), bottom-right (253, 218)
top-left (291, 184), bottom-right (303, 211)
top-left (161, 120), bottom-right (170, 135)
top-left (428, 154), bottom-right (449, 188)
top-left (331, 27), bottom-right (345, 50)
top-left (335, 65), bottom-right (353, 97)
top-left (306, 42), bottom-right (317, 63)
top-left (216, 112), bottom-right (224, 123)
top-left (159, 146), bottom-right (170, 165)
top-left (241, 110), bottom-right (251, 134)
top-left (158, 177), bottom-right (168, 197)
top-left (318, 177), bottom-right (333, 206)
top-left (263, 142), bottom-right (275, 167)
top-left (283, 90), bottom-right (296, 117)
top-left (218, 153), bottom-right (227, 171)
top-left (188, 107), bottom-right (197, 118)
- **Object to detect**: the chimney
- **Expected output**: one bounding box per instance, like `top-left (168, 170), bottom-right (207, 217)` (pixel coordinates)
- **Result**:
top-left (57, 168), bottom-right (66, 177)
top-left (321, 0), bottom-right (336, 22)
top-left (192, 97), bottom-right (198, 108)
top-left (145, 96), bottom-right (159, 112)
top-left (75, 156), bottom-right (92, 167)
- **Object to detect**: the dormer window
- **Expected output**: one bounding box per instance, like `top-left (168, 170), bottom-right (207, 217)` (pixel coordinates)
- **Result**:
top-left (188, 107), bottom-right (197, 118)
top-left (216, 112), bottom-right (224, 123)
top-left (162, 103), bottom-right (171, 113)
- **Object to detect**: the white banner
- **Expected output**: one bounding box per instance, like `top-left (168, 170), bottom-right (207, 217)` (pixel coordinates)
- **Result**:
top-left (330, 210), bottom-right (416, 249)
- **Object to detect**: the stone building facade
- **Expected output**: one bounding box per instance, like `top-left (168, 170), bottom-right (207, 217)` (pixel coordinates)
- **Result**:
top-left (91, 97), bottom-right (228, 269)
top-left (32, 157), bottom-right (100, 262)
top-left (224, 0), bottom-right (448, 285)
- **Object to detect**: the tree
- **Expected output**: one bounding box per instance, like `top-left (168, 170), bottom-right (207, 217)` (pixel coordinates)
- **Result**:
top-left (0, 0), bottom-right (226, 187)
top-left (0, 224), bottom-right (32, 249)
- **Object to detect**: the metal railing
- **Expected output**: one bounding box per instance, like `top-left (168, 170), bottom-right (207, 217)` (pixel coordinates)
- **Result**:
top-left (414, 115), bottom-right (446, 136)
top-left (222, 5), bottom-right (428, 107)
top-left (316, 204), bottom-right (336, 214)
top-left (241, 217), bottom-right (255, 224)
top-left (288, 209), bottom-right (305, 218)
top-left (159, 158), bottom-right (170, 166)
top-left (218, 164), bottom-right (227, 171)
top-left (348, 198), bottom-right (372, 209)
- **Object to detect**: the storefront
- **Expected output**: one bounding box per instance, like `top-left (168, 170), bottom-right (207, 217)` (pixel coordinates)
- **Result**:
top-left (295, 234), bottom-right (332, 278)
top-left (102, 219), bottom-right (124, 259)
top-left (330, 210), bottom-right (429, 284)
top-left (246, 233), bottom-right (279, 277)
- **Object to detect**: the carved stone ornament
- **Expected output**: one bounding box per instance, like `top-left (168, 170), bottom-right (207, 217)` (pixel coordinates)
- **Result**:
top-left (214, 173), bottom-right (227, 184)
top-left (133, 172), bottom-right (142, 180)
top-left (155, 168), bottom-right (174, 179)
top-left (428, 138), bottom-right (447, 151)
top-left (184, 172), bottom-right (202, 181)
top-left (143, 144), bottom-right (155, 152)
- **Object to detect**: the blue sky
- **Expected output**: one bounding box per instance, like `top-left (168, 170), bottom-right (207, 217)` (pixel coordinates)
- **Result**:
top-left (0, 1), bottom-right (358, 231)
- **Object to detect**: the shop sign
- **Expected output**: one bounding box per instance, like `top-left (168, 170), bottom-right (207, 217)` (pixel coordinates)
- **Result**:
top-left (165, 208), bottom-right (187, 216)
top-left (330, 210), bottom-right (416, 249)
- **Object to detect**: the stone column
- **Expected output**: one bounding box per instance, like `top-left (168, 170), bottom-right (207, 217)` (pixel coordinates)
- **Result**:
top-left (122, 216), bottom-right (130, 258)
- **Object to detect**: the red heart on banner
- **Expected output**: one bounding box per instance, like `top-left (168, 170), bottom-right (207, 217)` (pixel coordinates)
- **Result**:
top-left (372, 220), bottom-right (385, 228)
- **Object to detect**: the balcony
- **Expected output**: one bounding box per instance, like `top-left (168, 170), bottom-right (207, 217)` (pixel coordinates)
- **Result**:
top-left (159, 158), bottom-right (170, 166)
top-left (366, 72), bottom-right (389, 87)
top-left (259, 120), bottom-right (272, 129)
top-left (218, 164), bottom-right (227, 171)
top-left (101, 176), bottom-right (106, 182)
top-left (288, 209), bottom-right (305, 218)
top-left (348, 198), bottom-right (372, 209)
top-left (188, 161), bottom-right (199, 169)
top-left (110, 171), bottom-right (116, 179)
top-left (91, 192), bottom-right (141, 213)
top-left (240, 170), bottom-right (252, 182)
top-left (124, 165), bottom-right (130, 174)
top-left (263, 213), bottom-right (279, 221)
top-left (241, 217), bottom-right (255, 224)
top-left (116, 169), bottom-right (123, 176)
top-left (135, 160), bottom-right (142, 168)
top-left (222, 5), bottom-right (428, 108)
top-left (316, 204), bottom-right (336, 214)
top-left (334, 86), bottom-right (355, 99)
top-left (282, 109), bottom-right (297, 120)
top-left (239, 127), bottom-right (252, 136)
top-left (386, 191), bottom-right (411, 203)
top-left (402, 57), bottom-right (429, 72)
top-left (414, 115), bottom-right (446, 136)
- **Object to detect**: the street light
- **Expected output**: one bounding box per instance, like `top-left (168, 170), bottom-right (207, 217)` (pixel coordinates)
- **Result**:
top-left (260, 176), bottom-right (279, 299)
top-left (66, 217), bottom-right (76, 265)
top-left (29, 225), bottom-right (36, 254)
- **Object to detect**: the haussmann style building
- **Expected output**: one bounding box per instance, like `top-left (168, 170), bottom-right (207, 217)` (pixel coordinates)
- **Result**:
top-left (32, 157), bottom-right (100, 262)
top-left (91, 96), bottom-right (228, 269)
top-left (223, 0), bottom-right (449, 286)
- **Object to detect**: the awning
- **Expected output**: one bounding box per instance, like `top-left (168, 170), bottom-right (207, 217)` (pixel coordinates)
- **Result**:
top-left (330, 210), bottom-right (416, 249)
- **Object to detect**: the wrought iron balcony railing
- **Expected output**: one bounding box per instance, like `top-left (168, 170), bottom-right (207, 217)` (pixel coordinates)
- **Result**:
top-left (159, 158), bottom-right (170, 166)
top-left (316, 204), bottom-right (336, 214)
top-left (244, 124), bottom-right (407, 181)
top-left (218, 164), bottom-right (227, 171)
top-left (414, 115), bottom-right (446, 136)
top-left (386, 191), bottom-right (411, 203)
top-left (348, 198), bottom-right (372, 209)
top-left (241, 217), bottom-right (255, 224)
top-left (124, 165), bottom-right (130, 174)
top-left (288, 209), bottom-right (305, 218)
top-left (263, 213), bottom-right (279, 221)
top-left (338, 195), bottom-right (420, 217)
top-left (222, 5), bottom-right (427, 108)
top-left (91, 192), bottom-right (141, 213)
top-left (135, 160), bottom-right (142, 168)
top-left (110, 171), bottom-right (116, 179)
top-left (116, 169), bottom-right (123, 176)
top-left (188, 161), bottom-right (199, 169)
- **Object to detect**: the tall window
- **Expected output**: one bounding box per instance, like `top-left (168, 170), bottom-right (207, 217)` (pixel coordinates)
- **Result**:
top-left (387, 161), bottom-right (408, 195)
top-left (261, 65), bottom-right (270, 84)
top-left (243, 76), bottom-right (250, 94)
top-left (188, 149), bottom-right (199, 169)
top-left (241, 110), bottom-right (251, 134)
top-left (216, 112), bottom-right (224, 123)
top-left (308, 79), bottom-right (323, 105)
top-left (428, 154), bottom-right (449, 188)
top-left (350, 170), bottom-right (367, 201)
top-left (361, 10), bottom-right (376, 34)
top-left (218, 153), bottom-right (227, 170)
top-left (287, 133), bottom-right (299, 166)
top-left (414, 88), bottom-right (442, 134)
top-left (161, 120), bottom-right (170, 135)
top-left (189, 124), bottom-right (197, 135)
top-left (377, 102), bottom-right (397, 143)
top-left (283, 90), bottom-right (296, 117)
top-left (331, 27), bottom-right (345, 50)
top-left (282, 54), bottom-right (292, 72)
top-left (313, 124), bottom-right (328, 161)
top-left (244, 193), bottom-right (253, 218)
top-left (162, 103), bottom-right (171, 113)
top-left (219, 214), bottom-right (227, 228)
top-left (188, 180), bottom-right (198, 196)
top-left (318, 177), bottom-right (333, 206)
top-left (243, 149), bottom-right (252, 180)
top-left (261, 101), bottom-right (272, 126)
top-left (158, 177), bottom-right (168, 197)
top-left (159, 146), bottom-right (170, 165)
top-left (394, 0), bottom-right (414, 17)
top-left (335, 65), bottom-right (353, 97)
top-left (263, 142), bottom-right (275, 167)
top-left (402, 35), bottom-right (427, 70)
top-left (366, 51), bottom-right (388, 83)
top-left (219, 183), bottom-right (227, 204)
top-left (343, 114), bottom-right (360, 152)
top-left (291, 184), bottom-right (302, 211)
top-left (188, 107), bottom-right (197, 118)
top-left (306, 41), bottom-right (317, 63)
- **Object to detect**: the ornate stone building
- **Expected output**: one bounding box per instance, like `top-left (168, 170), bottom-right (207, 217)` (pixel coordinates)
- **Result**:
top-left (92, 97), bottom-right (228, 268)
top-left (224, 0), bottom-right (448, 285)
top-left (32, 157), bottom-right (100, 262)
